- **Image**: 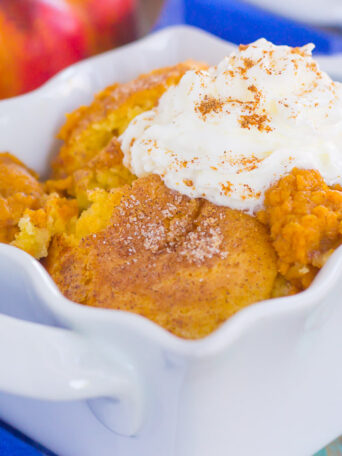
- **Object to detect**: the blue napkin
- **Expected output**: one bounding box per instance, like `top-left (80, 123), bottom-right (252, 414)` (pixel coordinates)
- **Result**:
top-left (0, 420), bottom-right (54, 456)
top-left (156, 0), bottom-right (342, 54)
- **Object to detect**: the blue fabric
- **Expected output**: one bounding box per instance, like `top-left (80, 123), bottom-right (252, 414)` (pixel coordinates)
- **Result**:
top-left (156, 0), bottom-right (342, 54)
top-left (0, 427), bottom-right (40, 456)
top-left (0, 420), bottom-right (54, 456)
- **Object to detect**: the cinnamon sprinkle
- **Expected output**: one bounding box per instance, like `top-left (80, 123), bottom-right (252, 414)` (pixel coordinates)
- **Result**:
top-left (239, 58), bottom-right (255, 75)
top-left (180, 225), bottom-right (224, 265)
top-left (239, 113), bottom-right (272, 132)
top-left (195, 95), bottom-right (224, 117)
top-left (183, 178), bottom-right (194, 187)
top-left (229, 155), bottom-right (263, 173)
top-left (221, 181), bottom-right (233, 195)
top-left (291, 47), bottom-right (306, 57)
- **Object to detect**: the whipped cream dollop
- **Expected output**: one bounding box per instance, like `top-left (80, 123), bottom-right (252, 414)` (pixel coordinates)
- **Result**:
top-left (120, 38), bottom-right (342, 213)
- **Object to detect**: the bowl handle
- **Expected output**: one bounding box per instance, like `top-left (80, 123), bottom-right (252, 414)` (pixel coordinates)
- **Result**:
top-left (0, 312), bottom-right (144, 436)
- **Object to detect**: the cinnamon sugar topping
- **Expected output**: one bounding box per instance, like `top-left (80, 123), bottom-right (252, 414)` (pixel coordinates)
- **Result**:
top-left (195, 95), bottom-right (224, 117)
top-left (180, 224), bottom-right (225, 265)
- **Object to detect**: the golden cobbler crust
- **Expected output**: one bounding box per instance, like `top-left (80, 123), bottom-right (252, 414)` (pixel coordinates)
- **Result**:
top-left (0, 153), bottom-right (45, 243)
top-left (45, 175), bottom-right (277, 339)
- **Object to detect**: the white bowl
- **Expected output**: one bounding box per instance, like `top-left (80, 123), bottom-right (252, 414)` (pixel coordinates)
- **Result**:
top-left (0, 26), bottom-right (342, 456)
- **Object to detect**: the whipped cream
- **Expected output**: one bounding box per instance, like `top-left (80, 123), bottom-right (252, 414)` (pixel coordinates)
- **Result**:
top-left (120, 38), bottom-right (342, 213)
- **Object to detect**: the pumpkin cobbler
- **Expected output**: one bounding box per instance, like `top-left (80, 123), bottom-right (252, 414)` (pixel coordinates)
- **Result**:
top-left (1, 40), bottom-right (342, 339)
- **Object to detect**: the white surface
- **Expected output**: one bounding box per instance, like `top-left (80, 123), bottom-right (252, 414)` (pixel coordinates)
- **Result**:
top-left (0, 26), bottom-right (342, 455)
top-left (246, 0), bottom-right (342, 25)
top-left (316, 54), bottom-right (342, 81)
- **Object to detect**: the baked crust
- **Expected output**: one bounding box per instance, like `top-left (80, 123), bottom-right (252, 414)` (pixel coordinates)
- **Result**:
top-left (0, 152), bottom-right (44, 243)
top-left (45, 175), bottom-right (277, 339)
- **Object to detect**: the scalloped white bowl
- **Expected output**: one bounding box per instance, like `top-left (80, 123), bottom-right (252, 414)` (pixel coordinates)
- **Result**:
top-left (0, 26), bottom-right (342, 456)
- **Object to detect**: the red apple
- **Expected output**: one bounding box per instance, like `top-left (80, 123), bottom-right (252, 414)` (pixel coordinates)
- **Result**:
top-left (0, 0), bottom-right (89, 98)
top-left (67, 0), bottom-right (137, 53)
top-left (0, 11), bottom-right (23, 97)
top-left (0, 0), bottom-right (137, 99)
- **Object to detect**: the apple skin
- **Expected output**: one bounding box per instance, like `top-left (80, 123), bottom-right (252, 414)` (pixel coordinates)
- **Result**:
top-left (67, 0), bottom-right (137, 53)
top-left (0, 0), bottom-right (137, 99)
top-left (0, 12), bottom-right (23, 98)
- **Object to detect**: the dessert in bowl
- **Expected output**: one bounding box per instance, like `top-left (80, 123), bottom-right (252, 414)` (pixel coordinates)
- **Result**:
top-left (1, 37), bottom-right (342, 338)
top-left (1, 27), bottom-right (342, 456)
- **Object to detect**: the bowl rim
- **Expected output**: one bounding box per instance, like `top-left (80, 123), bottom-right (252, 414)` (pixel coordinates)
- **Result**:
top-left (2, 24), bottom-right (342, 358)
